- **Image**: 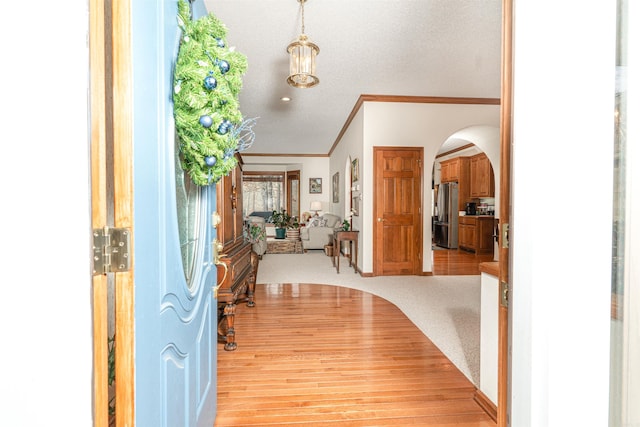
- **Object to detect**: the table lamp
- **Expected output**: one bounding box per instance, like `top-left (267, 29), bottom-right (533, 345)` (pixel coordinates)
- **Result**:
top-left (310, 201), bottom-right (322, 217)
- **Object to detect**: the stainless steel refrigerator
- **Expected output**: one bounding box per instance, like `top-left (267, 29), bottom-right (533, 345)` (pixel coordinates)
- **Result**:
top-left (434, 182), bottom-right (458, 248)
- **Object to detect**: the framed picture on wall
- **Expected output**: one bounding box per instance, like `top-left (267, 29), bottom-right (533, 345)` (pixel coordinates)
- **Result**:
top-left (309, 178), bottom-right (322, 194)
top-left (351, 158), bottom-right (360, 183)
top-left (332, 172), bottom-right (339, 203)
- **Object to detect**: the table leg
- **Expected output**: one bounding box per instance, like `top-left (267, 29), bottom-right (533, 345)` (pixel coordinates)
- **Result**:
top-left (332, 236), bottom-right (336, 267)
top-left (336, 238), bottom-right (340, 273)
top-left (353, 240), bottom-right (358, 273)
top-left (348, 241), bottom-right (353, 268)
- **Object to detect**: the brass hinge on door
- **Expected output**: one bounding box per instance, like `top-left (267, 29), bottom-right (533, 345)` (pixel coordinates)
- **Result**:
top-left (92, 226), bottom-right (131, 275)
top-left (500, 281), bottom-right (509, 308)
top-left (501, 223), bottom-right (509, 248)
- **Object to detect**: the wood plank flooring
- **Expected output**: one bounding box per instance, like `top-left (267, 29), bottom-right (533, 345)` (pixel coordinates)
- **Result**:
top-left (432, 248), bottom-right (495, 276)
top-left (215, 284), bottom-right (495, 426)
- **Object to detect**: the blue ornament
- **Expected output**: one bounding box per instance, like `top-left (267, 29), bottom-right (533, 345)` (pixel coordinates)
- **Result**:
top-left (218, 60), bottom-right (230, 74)
top-left (217, 119), bottom-right (231, 135)
top-left (216, 38), bottom-right (225, 48)
top-left (205, 156), bottom-right (217, 166)
top-left (217, 124), bottom-right (229, 135)
top-left (199, 115), bottom-right (213, 128)
top-left (204, 74), bottom-right (217, 90)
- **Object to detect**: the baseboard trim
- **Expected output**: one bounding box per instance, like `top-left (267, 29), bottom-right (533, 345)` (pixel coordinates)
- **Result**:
top-left (473, 389), bottom-right (497, 422)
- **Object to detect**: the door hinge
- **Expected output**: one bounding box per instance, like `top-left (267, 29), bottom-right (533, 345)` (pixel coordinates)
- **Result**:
top-left (93, 226), bottom-right (131, 275)
top-left (500, 281), bottom-right (509, 308)
top-left (501, 223), bottom-right (509, 248)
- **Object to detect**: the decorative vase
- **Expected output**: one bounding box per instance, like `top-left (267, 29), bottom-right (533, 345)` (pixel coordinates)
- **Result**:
top-left (286, 229), bottom-right (300, 241)
top-left (275, 228), bottom-right (286, 239)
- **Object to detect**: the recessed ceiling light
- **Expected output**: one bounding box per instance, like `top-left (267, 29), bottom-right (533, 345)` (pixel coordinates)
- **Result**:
top-left (281, 96), bottom-right (291, 102)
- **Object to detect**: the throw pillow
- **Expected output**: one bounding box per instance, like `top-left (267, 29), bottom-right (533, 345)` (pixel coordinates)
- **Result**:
top-left (323, 214), bottom-right (340, 228)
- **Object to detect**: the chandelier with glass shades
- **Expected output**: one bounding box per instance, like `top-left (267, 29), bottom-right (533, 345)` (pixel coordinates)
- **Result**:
top-left (287, 0), bottom-right (319, 88)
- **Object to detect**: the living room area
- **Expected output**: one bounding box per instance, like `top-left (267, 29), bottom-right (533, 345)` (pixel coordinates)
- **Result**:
top-left (242, 160), bottom-right (350, 257)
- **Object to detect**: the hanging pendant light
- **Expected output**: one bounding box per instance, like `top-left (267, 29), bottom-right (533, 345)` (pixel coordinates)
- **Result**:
top-left (287, 0), bottom-right (319, 88)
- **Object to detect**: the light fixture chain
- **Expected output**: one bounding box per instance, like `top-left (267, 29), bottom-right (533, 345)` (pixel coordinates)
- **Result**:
top-left (301, 0), bottom-right (305, 34)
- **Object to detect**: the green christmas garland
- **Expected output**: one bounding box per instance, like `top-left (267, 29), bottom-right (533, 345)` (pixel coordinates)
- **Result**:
top-left (173, 0), bottom-right (248, 185)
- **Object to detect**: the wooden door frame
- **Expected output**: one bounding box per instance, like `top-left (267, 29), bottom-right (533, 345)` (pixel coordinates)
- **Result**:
top-left (112, 0), bottom-right (136, 425)
top-left (498, 0), bottom-right (513, 425)
top-left (286, 170), bottom-right (300, 217)
top-left (91, 0), bottom-right (136, 425)
top-left (90, 0), bottom-right (109, 424)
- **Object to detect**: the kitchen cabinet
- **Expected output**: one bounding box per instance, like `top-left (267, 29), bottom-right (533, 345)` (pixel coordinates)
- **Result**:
top-left (440, 158), bottom-right (457, 183)
top-left (459, 217), bottom-right (476, 250)
top-left (458, 215), bottom-right (495, 254)
top-left (470, 153), bottom-right (495, 198)
top-left (440, 157), bottom-right (470, 211)
top-left (440, 157), bottom-right (469, 183)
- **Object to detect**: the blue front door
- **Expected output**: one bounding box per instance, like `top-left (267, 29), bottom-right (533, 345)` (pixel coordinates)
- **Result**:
top-left (131, 1), bottom-right (218, 425)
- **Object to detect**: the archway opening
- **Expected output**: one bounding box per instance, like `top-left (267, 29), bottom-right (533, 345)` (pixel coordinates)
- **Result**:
top-left (430, 125), bottom-right (499, 275)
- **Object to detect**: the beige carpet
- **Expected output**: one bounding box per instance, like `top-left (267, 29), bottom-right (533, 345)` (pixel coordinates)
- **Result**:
top-left (256, 250), bottom-right (481, 386)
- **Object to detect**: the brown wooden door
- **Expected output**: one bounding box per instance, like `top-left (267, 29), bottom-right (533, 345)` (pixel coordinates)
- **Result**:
top-left (373, 147), bottom-right (423, 276)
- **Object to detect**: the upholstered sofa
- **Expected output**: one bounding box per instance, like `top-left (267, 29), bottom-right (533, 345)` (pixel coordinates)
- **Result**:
top-left (299, 213), bottom-right (342, 250)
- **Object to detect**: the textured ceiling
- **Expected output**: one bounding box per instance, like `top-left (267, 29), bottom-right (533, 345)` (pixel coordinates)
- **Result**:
top-left (204, 0), bottom-right (502, 156)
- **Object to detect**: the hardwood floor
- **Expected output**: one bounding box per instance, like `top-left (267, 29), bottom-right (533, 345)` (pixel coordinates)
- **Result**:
top-left (215, 284), bottom-right (495, 426)
top-left (432, 248), bottom-right (495, 276)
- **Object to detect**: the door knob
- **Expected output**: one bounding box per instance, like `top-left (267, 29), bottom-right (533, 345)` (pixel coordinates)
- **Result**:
top-left (377, 217), bottom-right (386, 222)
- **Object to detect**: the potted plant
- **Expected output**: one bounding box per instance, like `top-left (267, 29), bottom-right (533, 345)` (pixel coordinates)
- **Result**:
top-left (285, 216), bottom-right (301, 241)
top-left (271, 209), bottom-right (290, 239)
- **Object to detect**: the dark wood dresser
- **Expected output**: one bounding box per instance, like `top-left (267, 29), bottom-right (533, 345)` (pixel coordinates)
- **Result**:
top-left (215, 157), bottom-right (258, 351)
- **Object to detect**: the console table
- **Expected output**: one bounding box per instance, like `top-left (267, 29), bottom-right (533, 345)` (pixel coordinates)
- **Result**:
top-left (332, 230), bottom-right (359, 274)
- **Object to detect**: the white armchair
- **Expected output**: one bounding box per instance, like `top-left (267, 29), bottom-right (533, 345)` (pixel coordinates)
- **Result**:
top-left (299, 213), bottom-right (342, 250)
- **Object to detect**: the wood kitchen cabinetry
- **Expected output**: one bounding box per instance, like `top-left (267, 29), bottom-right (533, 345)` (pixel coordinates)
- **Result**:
top-left (458, 216), bottom-right (495, 254)
top-left (439, 157), bottom-right (470, 211)
top-left (459, 217), bottom-right (476, 250)
top-left (440, 157), bottom-right (469, 184)
top-left (216, 156), bottom-right (258, 351)
top-left (470, 153), bottom-right (495, 198)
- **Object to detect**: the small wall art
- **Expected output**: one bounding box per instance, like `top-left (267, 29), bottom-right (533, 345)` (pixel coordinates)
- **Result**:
top-left (351, 194), bottom-right (359, 216)
top-left (332, 172), bottom-right (339, 203)
top-left (309, 178), bottom-right (322, 194)
top-left (351, 158), bottom-right (359, 183)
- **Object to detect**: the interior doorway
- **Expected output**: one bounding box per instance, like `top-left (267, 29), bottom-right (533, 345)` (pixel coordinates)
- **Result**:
top-left (286, 170), bottom-right (300, 218)
top-left (373, 146), bottom-right (423, 276)
top-left (431, 133), bottom-right (500, 276)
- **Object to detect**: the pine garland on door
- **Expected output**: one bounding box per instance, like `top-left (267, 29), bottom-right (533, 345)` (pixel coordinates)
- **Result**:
top-left (173, 0), bottom-right (248, 185)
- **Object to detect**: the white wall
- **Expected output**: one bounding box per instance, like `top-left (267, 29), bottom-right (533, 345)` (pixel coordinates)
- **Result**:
top-left (329, 109), bottom-right (365, 265)
top-left (0, 2), bottom-right (93, 425)
top-left (510, 1), bottom-right (616, 425)
top-left (480, 271), bottom-right (499, 404)
top-left (359, 102), bottom-right (500, 273)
